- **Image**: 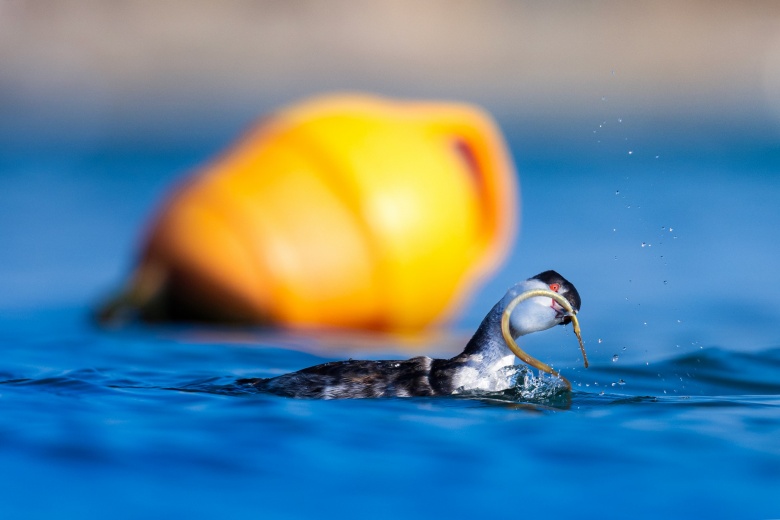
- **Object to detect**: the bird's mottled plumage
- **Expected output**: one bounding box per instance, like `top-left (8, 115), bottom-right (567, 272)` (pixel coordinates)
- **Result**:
top-left (238, 270), bottom-right (581, 399)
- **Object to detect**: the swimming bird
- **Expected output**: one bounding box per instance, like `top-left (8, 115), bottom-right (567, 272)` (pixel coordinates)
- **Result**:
top-left (238, 270), bottom-right (581, 399)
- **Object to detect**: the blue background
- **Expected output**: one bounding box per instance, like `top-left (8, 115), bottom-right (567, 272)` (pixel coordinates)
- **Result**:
top-left (2, 2), bottom-right (780, 518)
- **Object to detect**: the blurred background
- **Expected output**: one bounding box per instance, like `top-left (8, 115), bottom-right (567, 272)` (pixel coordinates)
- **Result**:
top-left (4, 6), bottom-right (780, 518)
top-left (2, 0), bottom-right (780, 359)
top-left (3, 0), bottom-right (780, 148)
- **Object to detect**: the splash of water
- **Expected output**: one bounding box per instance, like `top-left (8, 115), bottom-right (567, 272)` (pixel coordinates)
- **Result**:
top-left (455, 365), bottom-right (569, 405)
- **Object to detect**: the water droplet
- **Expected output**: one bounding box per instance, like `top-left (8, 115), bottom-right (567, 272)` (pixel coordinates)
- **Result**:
top-left (618, 379), bottom-right (626, 386)
top-left (641, 242), bottom-right (647, 247)
top-left (612, 355), bottom-right (619, 362)
top-left (618, 118), bottom-right (623, 123)
top-left (599, 391), bottom-right (605, 396)
top-left (628, 150), bottom-right (633, 155)
top-left (598, 338), bottom-right (603, 344)
top-left (655, 155), bottom-right (660, 159)
top-left (622, 346), bottom-right (627, 351)
top-left (663, 280), bottom-right (668, 285)
top-left (669, 227), bottom-right (674, 232)
top-left (601, 96), bottom-right (607, 101)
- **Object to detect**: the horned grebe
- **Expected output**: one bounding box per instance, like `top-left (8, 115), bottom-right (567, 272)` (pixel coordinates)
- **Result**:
top-left (238, 270), bottom-right (582, 399)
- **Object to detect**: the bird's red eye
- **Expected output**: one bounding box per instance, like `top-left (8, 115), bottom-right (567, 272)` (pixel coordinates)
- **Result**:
top-left (549, 283), bottom-right (560, 292)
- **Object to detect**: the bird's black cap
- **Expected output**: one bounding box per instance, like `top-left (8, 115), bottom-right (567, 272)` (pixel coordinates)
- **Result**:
top-left (532, 270), bottom-right (582, 317)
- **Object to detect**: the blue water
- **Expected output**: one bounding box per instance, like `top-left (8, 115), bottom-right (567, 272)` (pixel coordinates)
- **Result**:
top-left (2, 111), bottom-right (780, 518)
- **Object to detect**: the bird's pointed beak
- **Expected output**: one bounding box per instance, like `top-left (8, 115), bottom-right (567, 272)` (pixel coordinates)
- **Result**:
top-left (561, 309), bottom-right (577, 324)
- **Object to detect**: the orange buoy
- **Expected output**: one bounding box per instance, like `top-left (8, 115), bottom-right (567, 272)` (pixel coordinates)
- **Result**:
top-left (99, 94), bottom-right (519, 331)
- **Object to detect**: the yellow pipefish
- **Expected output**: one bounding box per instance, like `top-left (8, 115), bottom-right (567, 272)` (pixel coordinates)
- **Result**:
top-left (500, 289), bottom-right (588, 390)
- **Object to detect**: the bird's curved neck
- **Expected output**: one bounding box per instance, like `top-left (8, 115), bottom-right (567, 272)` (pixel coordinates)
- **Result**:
top-left (457, 300), bottom-right (517, 366)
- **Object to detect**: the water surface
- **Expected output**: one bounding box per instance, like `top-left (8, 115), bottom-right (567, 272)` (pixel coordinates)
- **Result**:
top-left (1, 117), bottom-right (779, 518)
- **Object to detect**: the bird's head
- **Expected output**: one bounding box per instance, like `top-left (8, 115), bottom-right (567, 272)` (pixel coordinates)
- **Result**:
top-left (501, 270), bottom-right (581, 337)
